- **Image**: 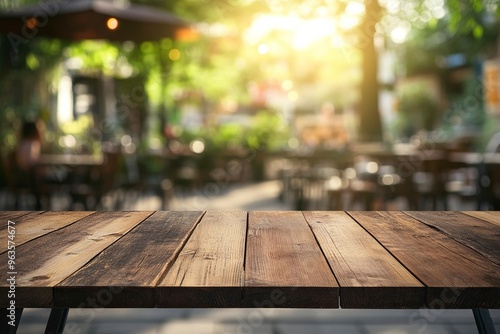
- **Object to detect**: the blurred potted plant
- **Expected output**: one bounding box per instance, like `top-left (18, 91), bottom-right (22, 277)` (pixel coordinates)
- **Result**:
top-left (394, 82), bottom-right (440, 141)
top-left (244, 110), bottom-right (290, 180)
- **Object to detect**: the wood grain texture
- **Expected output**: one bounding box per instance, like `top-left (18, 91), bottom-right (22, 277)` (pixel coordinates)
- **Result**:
top-left (0, 211), bottom-right (152, 307)
top-left (157, 211), bottom-right (247, 307)
top-left (0, 211), bottom-right (44, 233)
top-left (349, 211), bottom-right (500, 308)
top-left (463, 211), bottom-right (500, 227)
top-left (2, 210), bottom-right (499, 310)
top-left (56, 211), bottom-right (204, 307)
top-left (244, 211), bottom-right (338, 308)
top-left (304, 211), bottom-right (424, 308)
top-left (0, 211), bottom-right (32, 224)
top-left (405, 211), bottom-right (500, 266)
top-left (0, 211), bottom-right (94, 250)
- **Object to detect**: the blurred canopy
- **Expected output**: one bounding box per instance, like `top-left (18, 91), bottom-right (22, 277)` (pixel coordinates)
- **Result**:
top-left (0, 0), bottom-right (189, 41)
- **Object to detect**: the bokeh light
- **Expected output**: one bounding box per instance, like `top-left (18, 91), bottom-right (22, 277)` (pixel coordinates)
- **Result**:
top-left (190, 140), bottom-right (205, 154)
top-left (169, 49), bottom-right (181, 61)
top-left (106, 18), bottom-right (119, 30)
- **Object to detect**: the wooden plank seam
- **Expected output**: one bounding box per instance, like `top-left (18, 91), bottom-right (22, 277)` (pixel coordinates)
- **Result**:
top-left (300, 210), bottom-right (341, 306)
top-left (403, 211), bottom-right (500, 266)
top-left (53, 211), bottom-right (158, 309)
top-left (345, 211), bottom-right (429, 287)
top-left (153, 211), bottom-right (207, 306)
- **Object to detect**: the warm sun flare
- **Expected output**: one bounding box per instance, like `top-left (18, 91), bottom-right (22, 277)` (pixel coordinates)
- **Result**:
top-left (244, 13), bottom-right (339, 51)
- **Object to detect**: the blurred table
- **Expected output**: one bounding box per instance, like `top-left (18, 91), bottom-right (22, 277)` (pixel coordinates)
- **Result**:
top-left (448, 152), bottom-right (500, 209)
top-left (36, 154), bottom-right (104, 167)
top-left (1, 211), bottom-right (498, 334)
top-left (35, 154), bottom-right (111, 210)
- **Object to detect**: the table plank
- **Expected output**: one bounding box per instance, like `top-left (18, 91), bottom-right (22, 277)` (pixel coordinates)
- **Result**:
top-left (157, 211), bottom-right (247, 307)
top-left (304, 211), bottom-right (425, 308)
top-left (0, 211), bottom-right (94, 249)
top-left (0, 211), bottom-right (153, 307)
top-left (244, 211), bottom-right (338, 308)
top-left (405, 211), bottom-right (500, 266)
top-left (56, 211), bottom-right (203, 307)
top-left (348, 211), bottom-right (500, 308)
top-left (0, 211), bottom-right (33, 223)
top-left (463, 211), bottom-right (500, 227)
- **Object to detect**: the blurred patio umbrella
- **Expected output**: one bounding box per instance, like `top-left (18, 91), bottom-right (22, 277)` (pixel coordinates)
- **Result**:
top-left (0, 0), bottom-right (189, 42)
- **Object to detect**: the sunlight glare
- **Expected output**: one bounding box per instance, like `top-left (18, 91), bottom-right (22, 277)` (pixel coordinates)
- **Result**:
top-left (245, 14), bottom-right (338, 51)
top-left (345, 2), bottom-right (366, 16)
top-left (330, 35), bottom-right (345, 47)
top-left (338, 15), bottom-right (360, 30)
top-left (258, 44), bottom-right (269, 55)
top-left (293, 18), bottom-right (335, 49)
top-left (288, 90), bottom-right (299, 102)
top-left (431, 7), bottom-right (445, 19)
top-left (281, 80), bottom-right (293, 91)
top-left (390, 25), bottom-right (410, 44)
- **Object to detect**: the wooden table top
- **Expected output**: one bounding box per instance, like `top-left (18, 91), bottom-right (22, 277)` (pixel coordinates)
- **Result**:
top-left (1, 211), bottom-right (499, 309)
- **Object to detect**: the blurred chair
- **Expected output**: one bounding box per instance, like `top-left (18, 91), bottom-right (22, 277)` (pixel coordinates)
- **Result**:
top-left (115, 152), bottom-right (173, 210)
top-left (376, 164), bottom-right (418, 210)
top-left (476, 133), bottom-right (500, 209)
top-left (412, 150), bottom-right (449, 210)
top-left (345, 156), bottom-right (379, 210)
top-left (69, 150), bottom-right (121, 210)
top-left (1, 151), bottom-right (46, 209)
top-left (170, 154), bottom-right (201, 194)
top-left (289, 168), bottom-right (311, 210)
top-left (324, 168), bottom-right (348, 210)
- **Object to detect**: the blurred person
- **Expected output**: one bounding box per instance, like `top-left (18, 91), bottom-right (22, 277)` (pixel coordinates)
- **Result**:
top-left (8, 120), bottom-right (45, 209)
top-left (16, 120), bottom-right (42, 172)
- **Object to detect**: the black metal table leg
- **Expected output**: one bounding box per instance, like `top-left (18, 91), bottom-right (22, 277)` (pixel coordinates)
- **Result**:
top-left (473, 309), bottom-right (497, 334)
top-left (44, 308), bottom-right (69, 334)
top-left (1, 308), bottom-right (23, 334)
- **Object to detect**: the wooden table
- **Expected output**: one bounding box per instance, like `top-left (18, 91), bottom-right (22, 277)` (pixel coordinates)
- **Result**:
top-left (1, 211), bottom-right (499, 334)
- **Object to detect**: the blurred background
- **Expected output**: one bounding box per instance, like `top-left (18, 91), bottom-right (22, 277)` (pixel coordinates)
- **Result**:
top-left (1, 0), bottom-right (500, 212)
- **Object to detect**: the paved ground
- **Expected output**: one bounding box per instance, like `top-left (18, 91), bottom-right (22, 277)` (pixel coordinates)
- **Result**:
top-left (11, 181), bottom-right (500, 333)
top-left (18, 308), bottom-right (500, 334)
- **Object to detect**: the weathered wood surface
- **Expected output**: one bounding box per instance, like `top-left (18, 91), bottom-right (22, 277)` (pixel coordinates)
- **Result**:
top-left (0, 211), bottom-right (32, 223)
top-left (463, 211), bottom-right (500, 227)
top-left (56, 211), bottom-right (203, 307)
top-left (1, 211), bottom-right (499, 309)
top-left (244, 211), bottom-right (338, 308)
top-left (0, 211), bottom-right (94, 249)
top-left (349, 211), bottom-right (500, 308)
top-left (405, 211), bottom-right (500, 266)
top-left (158, 211), bottom-right (247, 307)
top-left (0, 211), bottom-right (153, 307)
top-left (304, 211), bottom-right (424, 308)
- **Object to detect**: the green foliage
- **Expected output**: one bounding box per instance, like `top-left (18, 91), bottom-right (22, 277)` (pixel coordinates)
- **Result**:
top-left (211, 123), bottom-right (246, 149)
top-left (66, 41), bottom-right (123, 76)
top-left (244, 110), bottom-right (289, 151)
top-left (476, 115), bottom-right (500, 152)
top-left (440, 76), bottom-right (486, 137)
top-left (394, 82), bottom-right (440, 138)
top-left (0, 107), bottom-right (21, 153)
top-left (170, 109), bottom-right (289, 154)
